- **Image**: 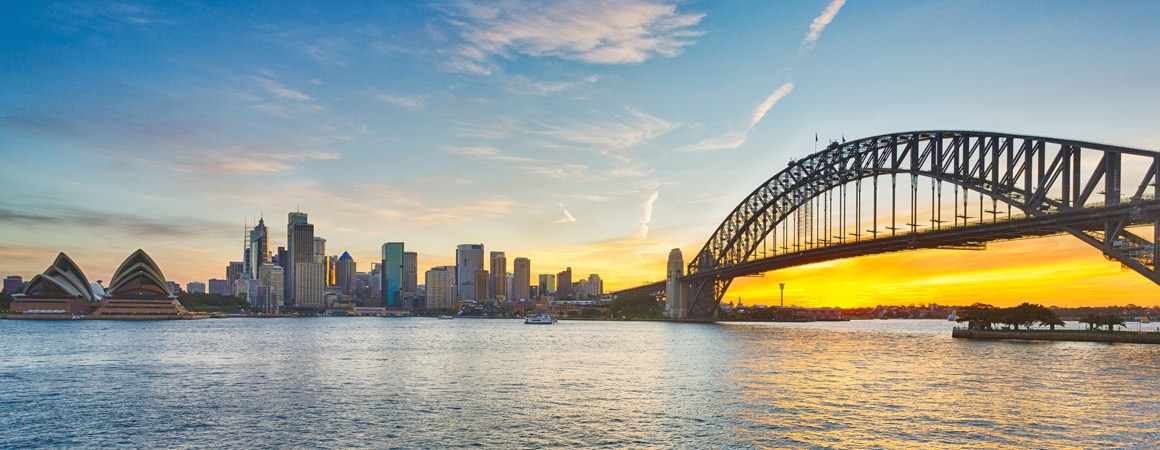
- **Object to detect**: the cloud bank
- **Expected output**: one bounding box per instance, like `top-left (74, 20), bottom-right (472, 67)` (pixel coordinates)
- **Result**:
top-left (445, 0), bottom-right (705, 74)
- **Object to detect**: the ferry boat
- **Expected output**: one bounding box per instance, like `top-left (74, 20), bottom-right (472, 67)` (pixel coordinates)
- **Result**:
top-left (438, 315), bottom-right (454, 320)
top-left (524, 314), bottom-right (557, 325)
top-left (947, 313), bottom-right (957, 321)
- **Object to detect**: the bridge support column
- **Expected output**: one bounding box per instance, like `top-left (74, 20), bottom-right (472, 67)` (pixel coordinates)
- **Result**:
top-left (679, 276), bottom-right (732, 322)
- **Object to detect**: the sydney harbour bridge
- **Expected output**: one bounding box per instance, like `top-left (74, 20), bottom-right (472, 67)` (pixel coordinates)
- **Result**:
top-left (613, 131), bottom-right (1160, 321)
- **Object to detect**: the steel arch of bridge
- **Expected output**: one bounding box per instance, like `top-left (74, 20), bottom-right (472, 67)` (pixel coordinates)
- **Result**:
top-left (677, 130), bottom-right (1160, 321)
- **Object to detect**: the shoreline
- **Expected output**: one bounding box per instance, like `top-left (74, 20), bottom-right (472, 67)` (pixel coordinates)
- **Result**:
top-left (952, 328), bottom-right (1160, 344)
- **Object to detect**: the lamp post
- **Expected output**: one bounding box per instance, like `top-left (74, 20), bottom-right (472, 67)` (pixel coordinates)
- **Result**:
top-left (779, 283), bottom-right (785, 307)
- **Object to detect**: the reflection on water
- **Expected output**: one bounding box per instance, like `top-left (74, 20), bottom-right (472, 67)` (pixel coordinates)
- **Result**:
top-left (1, 318), bottom-right (1157, 448)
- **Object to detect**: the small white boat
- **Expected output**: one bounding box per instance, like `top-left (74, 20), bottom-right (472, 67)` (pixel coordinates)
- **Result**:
top-left (947, 313), bottom-right (957, 321)
top-left (524, 314), bottom-right (557, 325)
top-left (438, 315), bottom-right (454, 320)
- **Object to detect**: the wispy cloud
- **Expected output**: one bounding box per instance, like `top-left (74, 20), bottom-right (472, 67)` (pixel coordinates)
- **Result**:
top-left (508, 74), bottom-right (600, 96)
top-left (0, 200), bottom-right (235, 239)
top-left (801, 0), bottom-right (847, 52)
top-left (373, 89), bottom-right (425, 108)
top-left (443, 0), bottom-right (704, 74)
top-left (678, 131), bottom-right (750, 152)
top-left (634, 190), bottom-right (660, 239)
top-left (555, 203), bottom-right (577, 223)
top-left (679, 81), bottom-right (793, 152)
top-left (749, 82), bottom-right (795, 128)
top-left (251, 76), bottom-right (311, 101)
top-left (457, 107), bottom-right (677, 153)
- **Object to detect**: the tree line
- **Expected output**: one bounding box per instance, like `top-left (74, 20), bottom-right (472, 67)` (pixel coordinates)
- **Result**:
top-left (956, 303), bottom-right (1065, 330)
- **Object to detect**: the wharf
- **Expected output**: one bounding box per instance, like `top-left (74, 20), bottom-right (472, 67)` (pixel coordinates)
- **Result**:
top-left (952, 328), bottom-right (1160, 344)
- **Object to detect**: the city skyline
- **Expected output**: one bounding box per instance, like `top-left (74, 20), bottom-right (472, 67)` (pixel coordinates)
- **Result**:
top-left (4, 1), bottom-right (1160, 307)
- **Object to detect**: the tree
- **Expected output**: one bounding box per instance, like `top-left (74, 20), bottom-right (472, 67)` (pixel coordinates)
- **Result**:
top-left (1037, 309), bottom-right (1065, 331)
top-left (1100, 314), bottom-right (1126, 331)
top-left (1080, 314), bottom-right (1102, 331)
top-left (956, 303), bottom-right (998, 330)
top-left (608, 293), bottom-right (660, 318)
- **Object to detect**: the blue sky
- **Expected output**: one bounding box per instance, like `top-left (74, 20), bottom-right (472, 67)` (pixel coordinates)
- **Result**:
top-left (3, 0), bottom-right (1160, 296)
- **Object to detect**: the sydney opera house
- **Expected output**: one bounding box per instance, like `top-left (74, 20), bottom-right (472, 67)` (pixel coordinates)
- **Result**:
top-left (7, 249), bottom-right (197, 319)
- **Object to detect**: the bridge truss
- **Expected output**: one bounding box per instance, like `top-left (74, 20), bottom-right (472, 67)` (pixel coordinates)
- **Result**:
top-left (673, 131), bottom-right (1160, 321)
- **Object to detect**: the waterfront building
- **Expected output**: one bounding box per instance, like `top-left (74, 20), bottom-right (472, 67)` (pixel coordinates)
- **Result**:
top-left (474, 270), bottom-right (490, 300)
top-left (538, 274), bottom-right (555, 295)
top-left (403, 251), bottom-right (417, 294)
top-left (335, 252), bottom-right (356, 295)
top-left (186, 281), bottom-right (206, 294)
top-left (490, 251), bottom-right (506, 300)
top-left (10, 253), bottom-right (98, 315)
top-left (166, 281), bottom-right (181, 294)
top-left (3, 275), bottom-right (23, 293)
top-left (286, 212), bottom-right (314, 306)
top-left (456, 244), bottom-right (484, 301)
top-left (96, 250), bottom-right (189, 316)
top-left (586, 274), bottom-right (602, 298)
top-left (208, 278), bottom-right (230, 296)
top-left (295, 261), bottom-right (326, 311)
top-left (664, 248), bottom-right (687, 319)
top-left (257, 263), bottom-right (284, 312)
top-left (424, 266), bottom-right (455, 311)
top-left (556, 267), bottom-right (572, 298)
top-left (576, 279), bottom-right (587, 298)
top-left (382, 243), bottom-right (404, 308)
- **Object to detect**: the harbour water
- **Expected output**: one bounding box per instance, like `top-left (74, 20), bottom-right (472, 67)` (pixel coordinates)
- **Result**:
top-left (2, 318), bottom-right (1158, 448)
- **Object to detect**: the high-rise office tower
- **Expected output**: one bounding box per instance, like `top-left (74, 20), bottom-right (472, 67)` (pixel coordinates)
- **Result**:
top-left (538, 274), bottom-right (555, 295)
top-left (227, 261), bottom-right (244, 288)
top-left (258, 263), bottom-right (284, 313)
top-left (456, 244), bottom-right (484, 301)
top-left (489, 251), bottom-right (506, 300)
top-left (314, 237), bottom-right (331, 286)
top-left (473, 270), bottom-right (489, 301)
top-left (424, 266), bottom-right (455, 311)
top-left (286, 212), bottom-right (314, 306)
top-left (403, 251), bottom-right (417, 293)
top-left (295, 261), bottom-right (325, 311)
top-left (587, 274), bottom-right (603, 298)
top-left (382, 242), bottom-right (404, 308)
top-left (556, 267), bottom-right (572, 298)
top-left (513, 257), bottom-right (530, 301)
top-left (249, 216), bottom-right (269, 273)
top-left (335, 252), bottom-right (356, 295)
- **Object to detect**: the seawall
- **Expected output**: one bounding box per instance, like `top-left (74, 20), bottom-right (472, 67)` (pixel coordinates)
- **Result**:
top-left (952, 328), bottom-right (1160, 344)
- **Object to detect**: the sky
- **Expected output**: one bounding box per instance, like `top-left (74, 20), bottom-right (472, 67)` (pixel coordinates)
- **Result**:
top-left (3, 0), bottom-right (1160, 307)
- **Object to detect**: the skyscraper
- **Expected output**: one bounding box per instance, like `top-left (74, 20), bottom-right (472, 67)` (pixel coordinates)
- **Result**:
top-left (538, 273), bottom-right (555, 295)
top-left (335, 252), bottom-right (356, 295)
top-left (382, 242), bottom-right (404, 308)
top-left (513, 257), bottom-right (530, 301)
top-left (473, 270), bottom-right (489, 301)
top-left (208, 278), bottom-right (229, 296)
top-left (556, 267), bottom-right (572, 298)
top-left (295, 261), bottom-right (325, 311)
top-left (489, 251), bottom-right (506, 300)
top-left (456, 244), bottom-right (484, 301)
top-left (424, 266), bottom-right (455, 311)
top-left (227, 261), bottom-right (244, 288)
top-left (286, 212), bottom-right (314, 306)
top-left (402, 251), bottom-right (417, 293)
top-left (249, 216), bottom-right (269, 273)
top-left (587, 274), bottom-right (603, 298)
top-left (258, 263), bottom-right (284, 313)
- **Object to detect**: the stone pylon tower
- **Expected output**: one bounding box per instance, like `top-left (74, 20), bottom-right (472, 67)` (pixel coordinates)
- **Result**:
top-left (664, 248), bottom-right (688, 319)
